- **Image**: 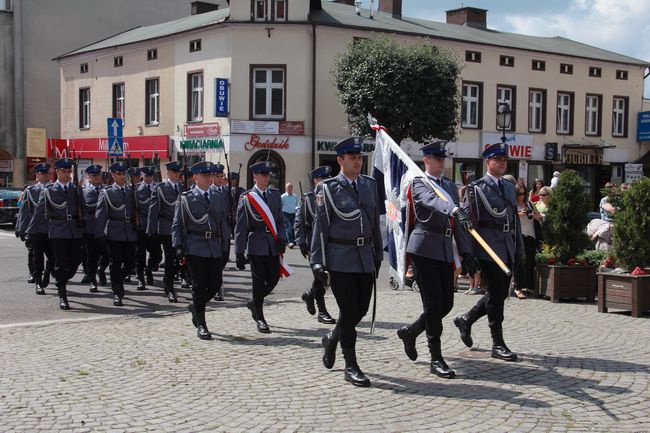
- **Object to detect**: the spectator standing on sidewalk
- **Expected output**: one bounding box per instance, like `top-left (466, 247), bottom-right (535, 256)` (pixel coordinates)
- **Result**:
top-left (281, 182), bottom-right (298, 248)
top-left (513, 180), bottom-right (543, 299)
top-left (550, 171), bottom-right (561, 188)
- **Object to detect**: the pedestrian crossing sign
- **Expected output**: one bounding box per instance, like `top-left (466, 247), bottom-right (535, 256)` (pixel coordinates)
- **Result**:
top-left (108, 138), bottom-right (123, 157)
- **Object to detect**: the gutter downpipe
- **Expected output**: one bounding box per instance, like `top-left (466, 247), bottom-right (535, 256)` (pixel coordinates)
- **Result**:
top-left (311, 22), bottom-right (316, 171)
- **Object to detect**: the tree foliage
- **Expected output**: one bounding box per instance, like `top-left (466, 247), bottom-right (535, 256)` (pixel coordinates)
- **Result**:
top-left (541, 170), bottom-right (591, 262)
top-left (332, 34), bottom-right (462, 144)
top-left (613, 177), bottom-right (650, 271)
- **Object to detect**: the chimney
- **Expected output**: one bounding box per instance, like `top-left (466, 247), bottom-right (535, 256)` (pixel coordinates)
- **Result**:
top-left (445, 7), bottom-right (487, 29)
top-left (191, 1), bottom-right (220, 15)
top-left (378, 0), bottom-right (402, 19)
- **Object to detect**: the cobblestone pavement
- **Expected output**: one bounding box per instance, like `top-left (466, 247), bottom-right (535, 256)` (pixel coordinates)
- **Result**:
top-left (1, 288), bottom-right (649, 433)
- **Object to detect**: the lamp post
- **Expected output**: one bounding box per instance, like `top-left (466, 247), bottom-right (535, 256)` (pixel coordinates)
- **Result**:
top-left (496, 103), bottom-right (512, 144)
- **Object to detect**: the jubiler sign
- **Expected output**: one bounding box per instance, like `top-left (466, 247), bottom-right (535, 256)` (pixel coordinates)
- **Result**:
top-left (564, 148), bottom-right (603, 165)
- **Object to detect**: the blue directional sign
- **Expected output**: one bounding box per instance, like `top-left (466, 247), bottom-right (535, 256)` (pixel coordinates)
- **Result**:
top-left (637, 111), bottom-right (650, 141)
top-left (107, 117), bottom-right (124, 157)
top-left (215, 78), bottom-right (228, 117)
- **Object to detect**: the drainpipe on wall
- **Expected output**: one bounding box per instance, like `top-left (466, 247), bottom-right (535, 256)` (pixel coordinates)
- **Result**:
top-left (311, 22), bottom-right (317, 171)
top-left (13, 0), bottom-right (25, 186)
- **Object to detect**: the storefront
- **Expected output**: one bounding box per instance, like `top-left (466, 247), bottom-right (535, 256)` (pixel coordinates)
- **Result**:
top-left (0, 157), bottom-right (14, 188)
top-left (562, 145), bottom-right (608, 210)
top-left (172, 122), bottom-right (227, 172)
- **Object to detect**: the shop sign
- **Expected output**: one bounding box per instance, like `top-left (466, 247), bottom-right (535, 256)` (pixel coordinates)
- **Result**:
top-left (564, 148), bottom-right (603, 165)
top-left (184, 122), bottom-right (221, 138)
top-left (244, 134), bottom-right (289, 151)
top-left (48, 136), bottom-right (170, 159)
top-left (316, 139), bottom-right (375, 153)
top-left (0, 160), bottom-right (13, 173)
top-left (481, 132), bottom-right (532, 159)
top-left (637, 111), bottom-right (650, 141)
top-left (180, 138), bottom-right (225, 152)
top-left (232, 120), bottom-right (304, 136)
top-left (215, 78), bottom-right (228, 117)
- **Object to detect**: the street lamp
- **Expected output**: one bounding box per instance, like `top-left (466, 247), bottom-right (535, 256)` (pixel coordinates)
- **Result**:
top-left (496, 103), bottom-right (512, 144)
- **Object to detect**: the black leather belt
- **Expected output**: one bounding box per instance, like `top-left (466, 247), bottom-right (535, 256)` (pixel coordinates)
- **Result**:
top-left (47, 215), bottom-right (77, 221)
top-left (479, 221), bottom-right (511, 232)
top-left (254, 226), bottom-right (272, 233)
top-left (110, 216), bottom-right (131, 222)
top-left (413, 224), bottom-right (453, 237)
top-left (188, 230), bottom-right (219, 239)
top-left (328, 236), bottom-right (372, 247)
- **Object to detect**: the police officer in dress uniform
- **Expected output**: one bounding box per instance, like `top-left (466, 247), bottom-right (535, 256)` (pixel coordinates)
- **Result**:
top-left (234, 161), bottom-right (287, 333)
top-left (395, 142), bottom-right (476, 378)
top-left (95, 161), bottom-right (138, 306)
top-left (17, 163), bottom-right (54, 295)
top-left (27, 158), bottom-right (85, 310)
top-left (210, 163), bottom-right (229, 300)
top-left (172, 161), bottom-right (230, 340)
top-left (311, 137), bottom-right (383, 387)
top-left (134, 166), bottom-right (160, 289)
top-left (295, 165), bottom-right (336, 325)
top-left (453, 142), bottom-right (524, 361)
top-left (82, 164), bottom-right (106, 293)
top-left (229, 172), bottom-right (245, 243)
top-left (147, 161), bottom-right (185, 302)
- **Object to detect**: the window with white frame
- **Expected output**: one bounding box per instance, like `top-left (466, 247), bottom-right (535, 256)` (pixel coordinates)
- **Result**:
top-left (146, 78), bottom-right (159, 125)
top-left (273, 0), bottom-right (287, 20)
top-left (556, 92), bottom-right (572, 134)
top-left (79, 88), bottom-right (90, 129)
top-left (113, 83), bottom-right (125, 121)
top-left (612, 97), bottom-right (626, 137)
top-left (0, 0), bottom-right (12, 12)
top-left (252, 67), bottom-right (285, 119)
top-left (461, 82), bottom-right (481, 128)
top-left (528, 90), bottom-right (544, 133)
top-left (496, 86), bottom-right (514, 131)
top-left (585, 95), bottom-right (601, 135)
top-left (254, 0), bottom-right (266, 20)
top-left (188, 72), bottom-right (203, 122)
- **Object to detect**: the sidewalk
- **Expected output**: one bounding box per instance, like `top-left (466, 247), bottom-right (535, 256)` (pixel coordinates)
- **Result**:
top-left (1, 291), bottom-right (649, 432)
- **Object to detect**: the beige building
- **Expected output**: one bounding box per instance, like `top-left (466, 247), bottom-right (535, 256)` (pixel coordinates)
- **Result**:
top-left (55, 0), bottom-right (649, 207)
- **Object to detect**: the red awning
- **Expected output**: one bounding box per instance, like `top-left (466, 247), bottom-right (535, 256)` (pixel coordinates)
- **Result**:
top-left (48, 136), bottom-right (170, 159)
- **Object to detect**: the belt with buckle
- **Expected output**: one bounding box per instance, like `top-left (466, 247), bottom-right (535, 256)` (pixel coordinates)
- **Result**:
top-left (478, 221), bottom-right (510, 232)
top-left (328, 236), bottom-right (372, 247)
top-left (414, 223), bottom-right (453, 237)
top-left (47, 215), bottom-right (77, 221)
top-left (188, 230), bottom-right (219, 239)
top-left (110, 216), bottom-right (131, 223)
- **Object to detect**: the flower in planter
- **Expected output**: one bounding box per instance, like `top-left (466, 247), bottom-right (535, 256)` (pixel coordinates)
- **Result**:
top-left (548, 257), bottom-right (557, 265)
top-left (567, 257), bottom-right (576, 266)
top-left (603, 256), bottom-right (616, 269)
top-left (631, 267), bottom-right (647, 276)
top-left (580, 259), bottom-right (588, 266)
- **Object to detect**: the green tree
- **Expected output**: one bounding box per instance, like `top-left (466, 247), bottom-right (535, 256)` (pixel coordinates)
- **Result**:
top-left (541, 170), bottom-right (591, 263)
top-left (332, 34), bottom-right (462, 144)
top-left (613, 177), bottom-right (650, 271)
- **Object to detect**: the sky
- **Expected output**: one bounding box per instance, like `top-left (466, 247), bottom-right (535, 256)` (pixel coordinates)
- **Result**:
top-left (393, 0), bottom-right (650, 96)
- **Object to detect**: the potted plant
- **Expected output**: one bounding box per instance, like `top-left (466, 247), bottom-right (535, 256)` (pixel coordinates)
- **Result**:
top-left (534, 170), bottom-right (597, 302)
top-left (598, 177), bottom-right (650, 317)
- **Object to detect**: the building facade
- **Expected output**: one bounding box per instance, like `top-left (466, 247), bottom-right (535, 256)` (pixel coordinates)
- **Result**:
top-left (55, 0), bottom-right (649, 207)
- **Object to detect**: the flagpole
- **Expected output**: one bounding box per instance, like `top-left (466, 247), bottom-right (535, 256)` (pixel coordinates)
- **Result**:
top-left (368, 114), bottom-right (511, 277)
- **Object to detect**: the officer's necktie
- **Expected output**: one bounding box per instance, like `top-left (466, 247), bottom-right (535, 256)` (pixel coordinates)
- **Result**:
top-left (351, 181), bottom-right (358, 194)
top-left (204, 192), bottom-right (210, 204)
top-left (95, 187), bottom-right (100, 194)
top-left (63, 185), bottom-right (68, 194)
top-left (498, 179), bottom-right (505, 196)
top-left (262, 191), bottom-right (267, 202)
top-left (174, 184), bottom-right (178, 194)
top-left (120, 187), bottom-right (125, 197)
top-left (147, 185), bottom-right (151, 194)
top-left (434, 178), bottom-right (441, 186)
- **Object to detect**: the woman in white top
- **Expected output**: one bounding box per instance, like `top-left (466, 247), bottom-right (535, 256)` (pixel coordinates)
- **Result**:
top-left (514, 180), bottom-right (543, 299)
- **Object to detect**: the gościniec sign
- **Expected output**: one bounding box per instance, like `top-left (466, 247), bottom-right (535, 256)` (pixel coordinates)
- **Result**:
top-left (637, 111), bottom-right (650, 141)
top-left (215, 78), bottom-right (228, 117)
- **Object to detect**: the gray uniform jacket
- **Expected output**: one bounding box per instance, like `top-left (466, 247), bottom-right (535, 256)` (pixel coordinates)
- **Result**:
top-left (83, 184), bottom-right (104, 235)
top-left (234, 186), bottom-right (286, 257)
top-left (17, 183), bottom-right (47, 235)
top-left (406, 176), bottom-right (472, 263)
top-left (136, 182), bottom-right (155, 232)
top-left (463, 175), bottom-right (524, 265)
top-left (27, 182), bottom-right (84, 239)
top-left (171, 186), bottom-right (230, 258)
top-left (310, 173), bottom-right (383, 274)
top-left (95, 184), bottom-right (137, 242)
top-left (147, 180), bottom-right (182, 236)
top-left (294, 191), bottom-right (316, 249)
top-left (210, 185), bottom-right (231, 214)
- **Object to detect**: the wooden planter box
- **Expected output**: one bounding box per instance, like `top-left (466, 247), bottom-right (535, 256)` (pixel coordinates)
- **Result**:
top-left (534, 264), bottom-right (597, 303)
top-left (598, 273), bottom-right (650, 317)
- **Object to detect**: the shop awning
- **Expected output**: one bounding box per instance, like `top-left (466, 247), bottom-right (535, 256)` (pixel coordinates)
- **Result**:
top-left (48, 136), bottom-right (170, 159)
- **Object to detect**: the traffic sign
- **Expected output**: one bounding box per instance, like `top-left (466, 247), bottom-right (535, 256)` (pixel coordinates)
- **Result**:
top-left (107, 117), bottom-right (124, 157)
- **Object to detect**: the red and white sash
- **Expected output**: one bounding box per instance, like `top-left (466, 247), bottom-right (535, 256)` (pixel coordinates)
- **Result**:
top-left (245, 191), bottom-right (294, 278)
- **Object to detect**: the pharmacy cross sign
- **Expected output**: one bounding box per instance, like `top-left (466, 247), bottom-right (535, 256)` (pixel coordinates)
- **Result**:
top-left (107, 117), bottom-right (124, 157)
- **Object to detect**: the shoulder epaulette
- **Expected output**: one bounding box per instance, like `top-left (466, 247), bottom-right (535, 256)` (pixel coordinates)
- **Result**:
top-left (181, 190), bottom-right (192, 196)
top-left (361, 174), bottom-right (376, 182)
top-left (322, 177), bottom-right (337, 184)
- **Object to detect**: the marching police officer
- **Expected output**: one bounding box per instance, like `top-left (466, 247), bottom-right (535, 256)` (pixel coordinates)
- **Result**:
top-left (311, 137), bottom-right (383, 387)
top-left (234, 161), bottom-right (287, 333)
top-left (295, 165), bottom-right (336, 325)
top-left (27, 158), bottom-right (85, 310)
top-left (228, 172), bottom-right (245, 242)
top-left (454, 142), bottom-right (524, 361)
top-left (395, 142), bottom-right (475, 378)
top-left (82, 164), bottom-right (106, 293)
top-left (147, 160), bottom-right (185, 302)
top-left (172, 161), bottom-right (230, 340)
top-left (134, 166), bottom-right (160, 290)
top-left (210, 163), bottom-right (229, 300)
top-left (95, 161), bottom-right (138, 306)
top-left (17, 163), bottom-right (53, 295)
